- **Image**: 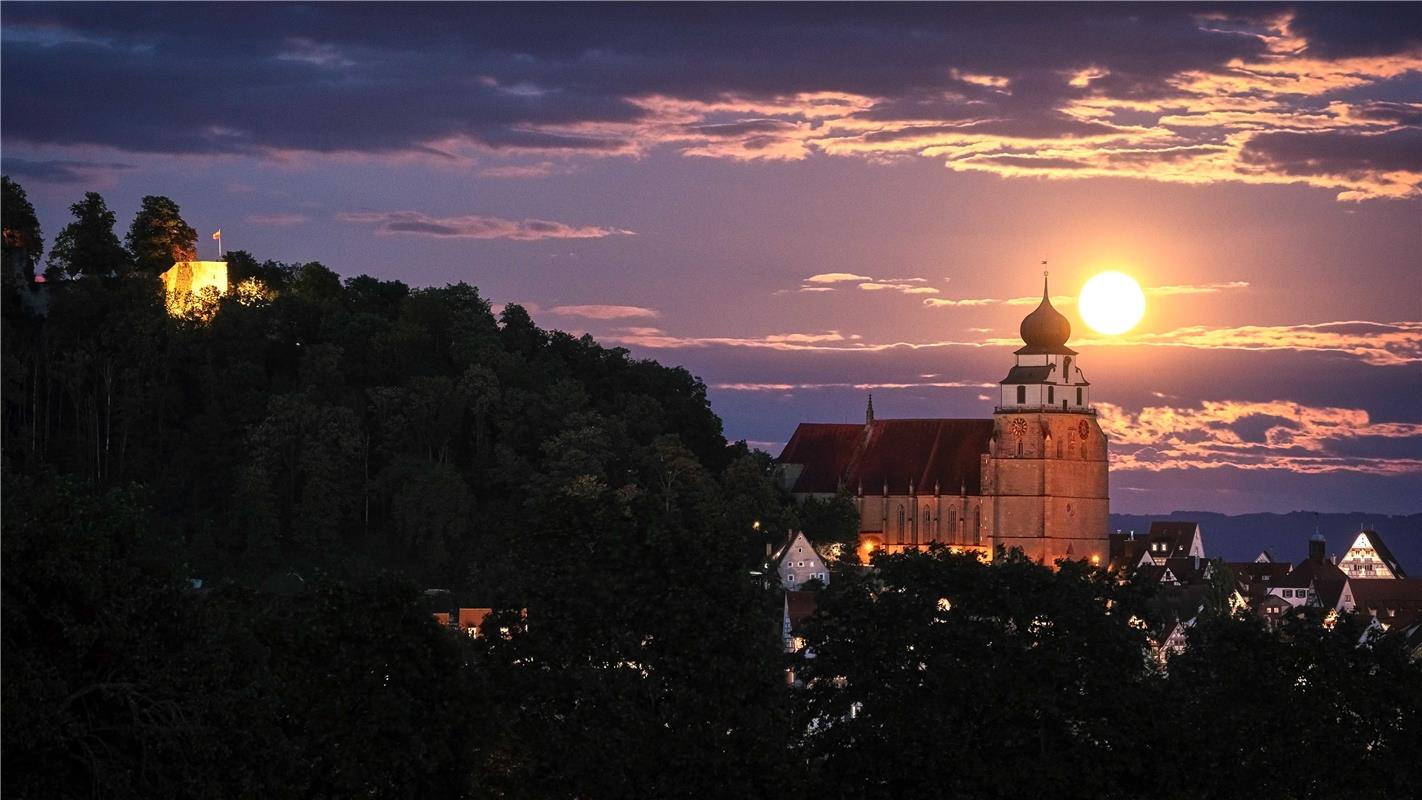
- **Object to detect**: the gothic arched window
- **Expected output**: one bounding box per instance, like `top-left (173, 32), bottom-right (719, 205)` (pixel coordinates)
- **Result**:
top-left (897, 505), bottom-right (906, 542)
top-left (974, 506), bottom-right (982, 544)
top-left (923, 505), bottom-right (933, 541)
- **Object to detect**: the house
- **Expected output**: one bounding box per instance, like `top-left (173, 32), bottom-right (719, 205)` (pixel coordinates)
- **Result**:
top-left (1346, 579), bottom-right (1422, 632)
top-left (1140, 522), bottom-right (1205, 566)
top-left (773, 531), bottom-right (830, 589)
top-left (1266, 534), bottom-right (1350, 611)
top-left (1338, 530), bottom-right (1407, 580)
top-left (1228, 559), bottom-right (1295, 606)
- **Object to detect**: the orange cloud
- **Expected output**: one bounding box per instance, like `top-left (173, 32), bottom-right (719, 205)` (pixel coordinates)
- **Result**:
top-left (1079, 320), bottom-right (1422, 367)
top-left (712, 380), bottom-right (995, 391)
top-left (548, 304), bottom-right (659, 320)
top-left (1097, 399), bottom-right (1422, 476)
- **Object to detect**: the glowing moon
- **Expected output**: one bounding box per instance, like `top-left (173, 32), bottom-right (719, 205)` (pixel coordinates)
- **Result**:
top-left (1078, 272), bottom-right (1146, 335)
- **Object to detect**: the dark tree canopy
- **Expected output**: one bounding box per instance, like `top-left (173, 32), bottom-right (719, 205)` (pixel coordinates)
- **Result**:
top-left (46, 191), bottom-right (129, 278)
top-left (2, 176), bottom-right (43, 281)
top-left (125, 194), bottom-right (198, 274)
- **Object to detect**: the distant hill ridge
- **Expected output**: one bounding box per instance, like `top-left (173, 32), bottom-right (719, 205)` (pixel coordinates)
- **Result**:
top-left (1109, 511), bottom-right (1422, 574)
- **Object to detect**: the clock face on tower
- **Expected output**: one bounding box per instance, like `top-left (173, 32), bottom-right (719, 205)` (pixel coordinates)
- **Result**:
top-left (1078, 419), bottom-right (1090, 438)
top-left (1011, 418), bottom-right (1027, 438)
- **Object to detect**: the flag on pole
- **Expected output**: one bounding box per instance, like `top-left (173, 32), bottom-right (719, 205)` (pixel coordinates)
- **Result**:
top-left (212, 230), bottom-right (223, 258)
top-left (212, 230), bottom-right (222, 241)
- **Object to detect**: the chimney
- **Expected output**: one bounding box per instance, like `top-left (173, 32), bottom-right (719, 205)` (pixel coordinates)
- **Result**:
top-left (1308, 532), bottom-right (1326, 564)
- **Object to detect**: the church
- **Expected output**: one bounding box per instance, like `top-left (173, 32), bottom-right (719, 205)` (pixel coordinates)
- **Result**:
top-left (777, 277), bottom-right (1109, 565)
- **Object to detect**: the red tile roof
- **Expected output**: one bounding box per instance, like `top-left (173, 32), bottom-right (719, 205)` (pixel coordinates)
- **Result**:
top-left (779, 419), bottom-right (993, 495)
top-left (1349, 578), bottom-right (1422, 629)
top-left (785, 590), bottom-right (818, 629)
top-left (457, 607), bottom-right (491, 631)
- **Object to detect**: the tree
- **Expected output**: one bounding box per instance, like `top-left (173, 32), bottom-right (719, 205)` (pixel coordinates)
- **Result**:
top-left (795, 491), bottom-right (861, 550)
top-left (795, 547), bottom-right (1155, 799)
top-left (46, 192), bottom-right (129, 278)
top-left (125, 195), bottom-right (198, 275)
top-left (2, 176), bottom-right (43, 281)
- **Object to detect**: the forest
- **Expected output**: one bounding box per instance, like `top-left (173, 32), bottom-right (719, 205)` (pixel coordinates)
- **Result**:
top-left (3, 178), bottom-right (1419, 799)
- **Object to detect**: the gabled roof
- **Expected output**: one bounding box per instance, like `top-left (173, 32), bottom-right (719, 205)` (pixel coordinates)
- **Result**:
top-left (1146, 522), bottom-right (1202, 557)
top-left (778, 424), bottom-right (865, 494)
top-left (1138, 556), bottom-right (1208, 586)
top-left (1275, 558), bottom-right (1347, 590)
top-left (771, 531), bottom-right (825, 569)
top-left (1228, 561), bottom-right (1295, 602)
top-left (1344, 530), bottom-right (1407, 578)
top-left (779, 418), bottom-right (994, 496)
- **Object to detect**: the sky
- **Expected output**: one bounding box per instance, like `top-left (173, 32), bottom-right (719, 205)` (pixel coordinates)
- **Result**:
top-left (4, 2), bottom-right (1420, 514)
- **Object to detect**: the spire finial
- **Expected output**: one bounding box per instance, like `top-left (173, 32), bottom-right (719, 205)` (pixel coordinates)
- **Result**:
top-left (1041, 260), bottom-right (1049, 296)
top-left (865, 393), bottom-right (875, 425)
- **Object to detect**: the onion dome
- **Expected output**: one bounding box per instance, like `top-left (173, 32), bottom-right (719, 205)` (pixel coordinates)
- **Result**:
top-left (1016, 276), bottom-right (1076, 355)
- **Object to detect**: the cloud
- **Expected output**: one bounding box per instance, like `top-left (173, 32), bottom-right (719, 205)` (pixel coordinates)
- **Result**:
top-left (604, 327), bottom-right (990, 352)
top-left (923, 281), bottom-right (1248, 308)
top-left (858, 281), bottom-right (940, 295)
top-left (791, 272), bottom-right (937, 296)
top-left (1081, 320), bottom-right (1422, 367)
top-left (4, 5), bottom-right (1418, 199)
top-left (925, 294), bottom-right (1074, 308)
top-left (1239, 127), bottom-right (1422, 200)
top-left (479, 161), bottom-right (580, 178)
top-left (0, 157), bottom-right (134, 183)
top-left (1147, 281), bottom-right (1250, 296)
top-left (607, 313), bottom-right (1419, 368)
top-left (548, 304), bottom-right (659, 320)
top-left (1097, 399), bottom-right (1422, 476)
top-left (713, 380), bottom-right (994, 391)
top-left (245, 213), bottom-right (307, 226)
top-left (336, 210), bottom-right (633, 240)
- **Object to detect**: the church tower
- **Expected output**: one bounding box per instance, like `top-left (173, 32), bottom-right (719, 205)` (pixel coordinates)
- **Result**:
top-left (981, 275), bottom-right (1109, 564)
